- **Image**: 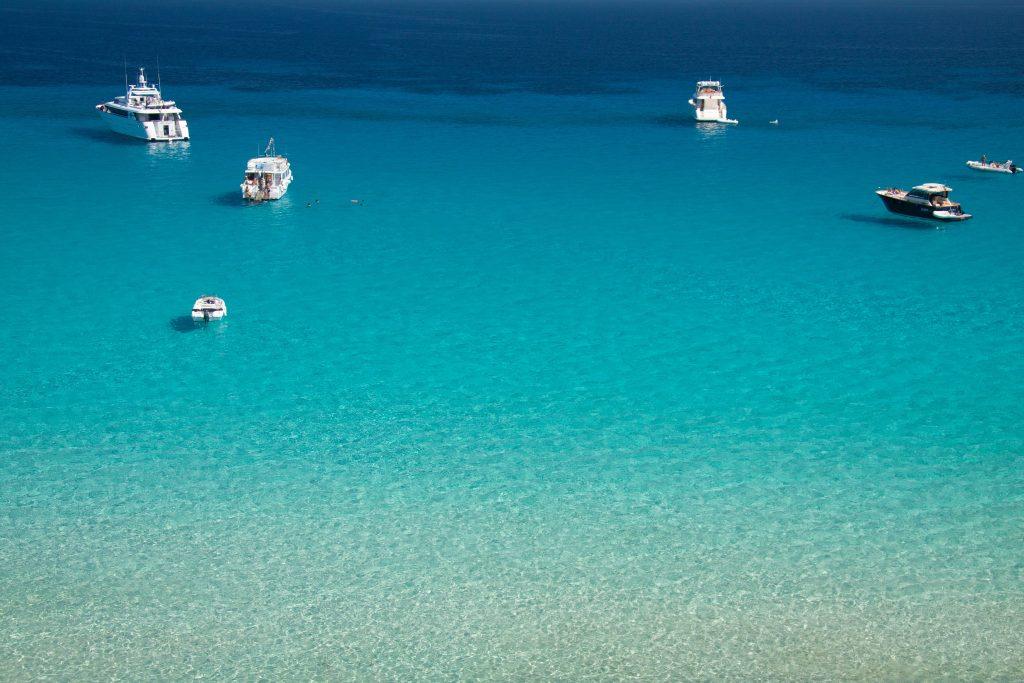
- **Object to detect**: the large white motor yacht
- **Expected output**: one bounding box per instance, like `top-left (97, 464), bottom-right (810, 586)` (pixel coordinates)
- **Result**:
top-left (192, 296), bottom-right (227, 321)
top-left (241, 138), bottom-right (293, 201)
top-left (688, 80), bottom-right (738, 124)
top-left (96, 67), bottom-right (190, 141)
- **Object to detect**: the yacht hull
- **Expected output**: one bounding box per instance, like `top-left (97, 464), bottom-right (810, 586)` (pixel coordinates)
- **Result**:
top-left (688, 92), bottom-right (737, 124)
top-left (877, 195), bottom-right (970, 221)
top-left (694, 116), bottom-right (738, 124)
top-left (97, 109), bottom-right (150, 139)
top-left (97, 108), bottom-right (190, 142)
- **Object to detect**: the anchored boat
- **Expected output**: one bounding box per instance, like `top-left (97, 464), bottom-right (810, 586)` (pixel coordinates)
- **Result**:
top-left (875, 184), bottom-right (972, 222)
top-left (688, 80), bottom-right (738, 124)
top-left (96, 67), bottom-right (189, 142)
top-left (192, 296), bottom-right (227, 321)
top-left (966, 159), bottom-right (1020, 174)
top-left (241, 138), bottom-right (293, 202)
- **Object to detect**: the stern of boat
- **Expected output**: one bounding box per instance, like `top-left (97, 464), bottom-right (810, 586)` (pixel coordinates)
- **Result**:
top-left (142, 119), bottom-right (189, 142)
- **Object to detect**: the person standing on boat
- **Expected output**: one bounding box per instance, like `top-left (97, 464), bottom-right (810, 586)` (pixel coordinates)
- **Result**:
top-left (981, 154), bottom-right (987, 164)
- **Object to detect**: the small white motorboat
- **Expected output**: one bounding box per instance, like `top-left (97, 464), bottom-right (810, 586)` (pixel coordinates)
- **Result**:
top-left (192, 296), bottom-right (227, 321)
top-left (241, 138), bottom-right (293, 201)
top-left (966, 159), bottom-right (1020, 174)
top-left (769, 119), bottom-right (779, 125)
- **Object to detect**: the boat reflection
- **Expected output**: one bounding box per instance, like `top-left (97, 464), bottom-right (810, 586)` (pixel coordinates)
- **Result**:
top-left (695, 121), bottom-right (730, 140)
top-left (146, 140), bottom-right (191, 160)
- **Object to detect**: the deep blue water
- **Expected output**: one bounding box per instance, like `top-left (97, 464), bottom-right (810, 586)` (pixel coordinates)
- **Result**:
top-left (1, 1), bottom-right (1023, 678)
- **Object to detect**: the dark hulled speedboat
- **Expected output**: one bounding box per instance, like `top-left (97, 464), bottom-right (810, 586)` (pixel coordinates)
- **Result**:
top-left (875, 184), bottom-right (972, 222)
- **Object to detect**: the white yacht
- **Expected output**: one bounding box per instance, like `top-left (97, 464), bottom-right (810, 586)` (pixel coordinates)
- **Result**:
top-left (241, 138), bottom-right (293, 202)
top-left (96, 67), bottom-right (189, 141)
top-left (192, 296), bottom-right (227, 321)
top-left (688, 80), bottom-right (738, 124)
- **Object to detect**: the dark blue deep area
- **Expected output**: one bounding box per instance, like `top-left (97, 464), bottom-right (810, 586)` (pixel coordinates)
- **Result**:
top-left (3, 1), bottom-right (1023, 94)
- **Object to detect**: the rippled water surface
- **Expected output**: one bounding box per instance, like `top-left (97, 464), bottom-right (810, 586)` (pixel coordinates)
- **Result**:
top-left (1, 1), bottom-right (1023, 678)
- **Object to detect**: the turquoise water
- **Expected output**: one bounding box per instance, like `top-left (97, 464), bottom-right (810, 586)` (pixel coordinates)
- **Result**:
top-left (2, 3), bottom-right (1024, 678)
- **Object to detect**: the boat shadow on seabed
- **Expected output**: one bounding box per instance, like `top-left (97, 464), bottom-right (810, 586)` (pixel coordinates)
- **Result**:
top-left (169, 315), bottom-right (202, 332)
top-left (212, 191), bottom-right (255, 207)
top-left (840, 213), bottom-right (939, 230)
top-left (169, 315), bottom-right (231, 333)
top-left (71, 126), bottom-right (140, 146)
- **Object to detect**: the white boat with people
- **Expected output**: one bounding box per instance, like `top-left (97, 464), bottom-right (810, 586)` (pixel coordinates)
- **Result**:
top-left (688, 80), bottom-right (738, 124)
top-left (966, 156), bottom-right (1020, 174)
top-left (96, 67), bottom-right (189, 141)
top-left (192, 296), bottom-right (227, 322)
top-left (241, 138), bottom-right (293, 202)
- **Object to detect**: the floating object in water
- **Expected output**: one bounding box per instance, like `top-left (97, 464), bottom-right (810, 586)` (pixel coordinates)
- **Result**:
top-left (875, 184), bottom-right (972, 222)
top-left (241, 138), bottom-right (293, 202)
top-left (192, 295), bottom-right (227, 321)
top-left (687, 80), bottom-right (739, 124)
top-left (769, 119), bottom-right (779, 125)
top-left (350, 199), bottom-right (361, 205)
top-left (95, 67), bottom-right (190, 141)
top-left (966, 159), bottom-right (1019, 174)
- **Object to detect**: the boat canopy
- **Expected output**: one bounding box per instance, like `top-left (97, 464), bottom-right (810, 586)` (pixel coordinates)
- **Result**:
top-left (696, 80), bottom-right (721, 87)
top-left (246, 157), bottom-right (289, 173)
top-left (911, 183), bottom-right (952, 194)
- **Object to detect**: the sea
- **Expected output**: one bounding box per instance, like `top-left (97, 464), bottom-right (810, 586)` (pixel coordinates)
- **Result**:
top-left (1, 0), bottom-right (1023, 678)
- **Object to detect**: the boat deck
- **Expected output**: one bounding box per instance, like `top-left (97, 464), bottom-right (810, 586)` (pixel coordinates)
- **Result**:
top-left (876, 188), bottom-right (957, 207)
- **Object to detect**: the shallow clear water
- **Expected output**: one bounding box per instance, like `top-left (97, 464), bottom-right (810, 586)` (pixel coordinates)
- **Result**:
top-left (1, 1), bottom-right (1023, 679)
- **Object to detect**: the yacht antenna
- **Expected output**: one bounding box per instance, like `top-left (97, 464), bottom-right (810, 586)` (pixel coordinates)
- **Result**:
top-left (123, 56), bottom-right (129, 96)
top-left (156, 55), bottom-right (161, 91)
